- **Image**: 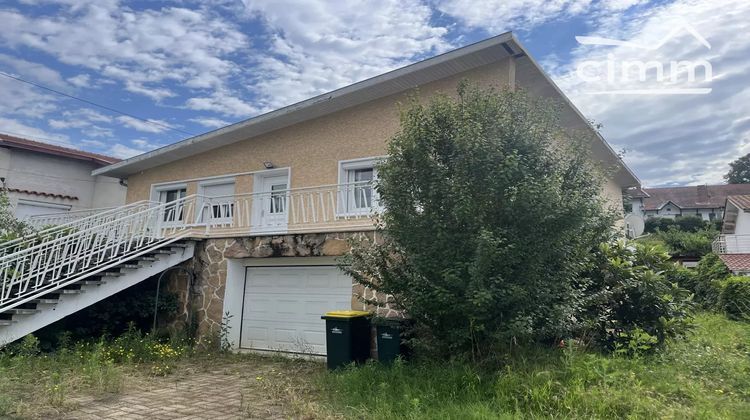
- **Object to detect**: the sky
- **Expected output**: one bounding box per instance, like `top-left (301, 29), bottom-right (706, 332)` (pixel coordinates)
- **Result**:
top-left (0, 0), bottom-right (747, 187)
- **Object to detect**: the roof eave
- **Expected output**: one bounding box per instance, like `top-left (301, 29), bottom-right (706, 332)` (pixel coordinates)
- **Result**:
top-left (94, 32), bottom-right (518, 178)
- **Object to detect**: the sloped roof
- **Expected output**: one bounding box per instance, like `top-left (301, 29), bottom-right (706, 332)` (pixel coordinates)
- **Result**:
top-left (641, 185), bottom-right (750, 210)
top-left (0, 133), bottom-right (120, 166)
top-left (719, 254), bottom-right (750, 273)
top-left (93, 32), bottom-right (639, 188)
top-left (727, 194), bottom-right (750, 211)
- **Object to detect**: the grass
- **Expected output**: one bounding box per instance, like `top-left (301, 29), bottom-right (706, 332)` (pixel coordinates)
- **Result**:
top-left (1, 313), bottom-right (748, 419)
top-left (319, 313), bottom-right (750, 419)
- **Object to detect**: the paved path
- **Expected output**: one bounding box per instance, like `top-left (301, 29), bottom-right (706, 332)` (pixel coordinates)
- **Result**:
top-left (63, 359), bottom-right (304, 419)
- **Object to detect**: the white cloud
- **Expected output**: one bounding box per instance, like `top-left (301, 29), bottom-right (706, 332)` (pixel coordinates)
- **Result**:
top-left (0, 53), bottom-right (67, 88)
top-left (115, 116), bottom-right (171, 133)
top-left (241, 0), bottom-right (449, 110)
top-left (0, 1), bottom-right (249, 103)
top-left (434, 0), bottom-right (593, 33)
top-left (67, 73), bottom-right (91, 88)
top-left (108, 143), bottom-right (148, 159)
top-left (550, 0), bottom-right (750, 186)
top-left (185, 91), bottom-right (258, 118)
top-left (189, 117), bottom-right (231, 129)
top-left (0, 117), bottom-right (70, 144)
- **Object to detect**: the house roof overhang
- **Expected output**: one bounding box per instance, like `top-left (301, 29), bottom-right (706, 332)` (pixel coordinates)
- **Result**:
top-left (93, 32), bottom-right (639, 188)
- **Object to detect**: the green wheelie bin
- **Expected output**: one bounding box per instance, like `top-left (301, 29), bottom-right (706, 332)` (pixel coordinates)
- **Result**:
top-left (375, 318), bottom-right (410, 364)
top-left (321, 310), bottom-right (371, 370)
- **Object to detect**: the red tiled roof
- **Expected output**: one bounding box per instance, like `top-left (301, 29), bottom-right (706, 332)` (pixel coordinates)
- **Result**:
top-left (727, 195), bottom-right (750, 211)
top-left (640, 184), bottom-right (750, 211)
top-left (0, 133), bottom-right (120, 167)
top-left (7, 188), bottom-right (78, 201)
top-left (719, 254), bottom-right (750, 272)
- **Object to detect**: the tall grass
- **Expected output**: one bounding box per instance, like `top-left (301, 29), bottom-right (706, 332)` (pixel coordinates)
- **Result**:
top-left (0, 328), bottom-right (190, 417)
top-left (320, 313), bottom-right (750, 419)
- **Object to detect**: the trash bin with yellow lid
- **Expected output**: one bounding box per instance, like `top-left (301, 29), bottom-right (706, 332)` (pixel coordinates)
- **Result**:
top-left (321, 310), bottom-right (372, 370)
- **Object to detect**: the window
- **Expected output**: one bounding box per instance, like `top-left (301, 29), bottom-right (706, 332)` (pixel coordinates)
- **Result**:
top-left (338, 158), bottom-right (381, 215)
top-left (270, 183), bottom-right (287, 214)
top-left (159, 188), bottom-right (186, 222)
top-left (200, 180), bottom-right (235, 224)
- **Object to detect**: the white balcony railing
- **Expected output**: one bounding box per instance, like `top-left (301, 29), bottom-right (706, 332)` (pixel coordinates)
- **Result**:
top-left (169, 182), bottom-right (379, 237)
top-left (712, 234), bottom-right (750, 254)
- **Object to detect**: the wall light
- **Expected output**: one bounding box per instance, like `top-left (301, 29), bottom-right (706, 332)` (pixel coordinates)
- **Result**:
top-left (263, 161), bottom-right (275, 169)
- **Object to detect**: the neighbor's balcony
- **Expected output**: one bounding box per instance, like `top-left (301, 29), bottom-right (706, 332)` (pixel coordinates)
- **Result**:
top-left (712, 234), bottom-right (750, 254)
top-left (26, 182), bottom-right (380, 239)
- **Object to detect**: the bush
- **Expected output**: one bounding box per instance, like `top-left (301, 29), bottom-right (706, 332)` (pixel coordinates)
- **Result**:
top-left (694, 253), bottom-right (731, 308)
top-left (675, 215), bottom-right (708, 232)
top-left (644, 217), bottom-right (675, 233)
top-left (656, 227), bottom-right (716, 257)
top-left (343, 83), bottom-right (616, 359)
top-left (719, 277), bottom-right (750, 321)
top-left (580, 240), bottom-right (694, 351)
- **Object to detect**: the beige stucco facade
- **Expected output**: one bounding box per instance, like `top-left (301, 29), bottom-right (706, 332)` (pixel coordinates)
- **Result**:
top-left (126, 59), bottom-right (516, 203)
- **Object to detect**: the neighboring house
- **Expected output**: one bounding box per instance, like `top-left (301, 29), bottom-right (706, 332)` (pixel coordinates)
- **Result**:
top-left (0, 133), bottom-right (126, 221)
top-left (0, 33), bottom-right (639, 354)
top-left (626, 184), bottom-right (750, 222)
top-left (713, 195), bottom-right (750, 274)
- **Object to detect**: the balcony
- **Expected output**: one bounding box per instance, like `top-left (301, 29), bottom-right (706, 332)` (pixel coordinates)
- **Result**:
top-left (712, 234), bottom-right (750, 254)
top-left (26, 182), bottom-right (379, 239)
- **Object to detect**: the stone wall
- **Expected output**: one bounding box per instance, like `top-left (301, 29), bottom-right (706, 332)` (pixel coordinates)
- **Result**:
top-left (166, 231), bottom-right (394, 343)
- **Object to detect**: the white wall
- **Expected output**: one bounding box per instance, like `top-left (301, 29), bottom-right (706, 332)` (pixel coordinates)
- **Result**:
top-left (0, 147), bottom-right (126, 217)
top-left (734, 211), bottom-right (750, 235)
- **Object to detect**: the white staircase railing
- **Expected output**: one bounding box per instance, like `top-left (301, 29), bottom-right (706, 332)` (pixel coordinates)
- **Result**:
top-left (1, 200), bottom-right (156, 256)
top-left (0, 182), bottom-right (379, 313)
top-left (26, 205), bottom-right (115, 228)
top-left (0, 198), bottom-right (196, 312)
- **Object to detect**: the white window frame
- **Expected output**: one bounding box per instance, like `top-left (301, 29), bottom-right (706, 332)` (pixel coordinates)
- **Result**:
top-left (197, 177), bottom-right (236, 225)
top-left (337, 157), bottom-right (383, 217)
top-left (150, 183), bottom-right (188, 226)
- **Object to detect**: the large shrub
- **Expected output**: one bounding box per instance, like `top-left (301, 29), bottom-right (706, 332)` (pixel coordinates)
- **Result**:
top-left (693, 253), bottom-right (731, 308)
top-left (656, 226), bottom-right (717, 257)
top-left (644, 217), bottom-right (675, 234)
top-left (343, 83), bottom-right (616, 359)
top-left (719, 277), bottom-right (750, 321)
top-left (579, 240), bottom-right (694, 351)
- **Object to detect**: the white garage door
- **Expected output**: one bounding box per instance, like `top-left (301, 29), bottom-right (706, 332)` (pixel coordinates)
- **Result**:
top-left (240, 265), bottom-right (352, 355)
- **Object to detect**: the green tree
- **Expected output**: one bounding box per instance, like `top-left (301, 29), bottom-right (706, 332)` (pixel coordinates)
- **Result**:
top-left (342, 83), bottom-right (616, 359)
top-left (725, 153), bottom-right (750, 183)
top-left (0, 189), bottom-right (32, 242)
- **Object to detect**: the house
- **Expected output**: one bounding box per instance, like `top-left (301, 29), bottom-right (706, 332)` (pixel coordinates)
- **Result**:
top-left (0, 133), bottom-right (126, 222)
top-left (626, 184), bottom-right (750, 222)
top-left (0, 33), bottom-right (639, 354)
top-left (713, 195), bottom-right (750, 274)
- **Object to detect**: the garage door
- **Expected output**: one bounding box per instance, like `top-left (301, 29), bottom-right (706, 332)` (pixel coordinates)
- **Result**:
top-left (240, 265), bottom-right (352, 355)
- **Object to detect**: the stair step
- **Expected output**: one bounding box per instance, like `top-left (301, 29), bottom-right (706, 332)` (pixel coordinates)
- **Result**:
top-left (60, 289), bottom-right (84, 295)
top-left (0, 319), bottom-right (13, 326)
top-left (154, 249), bottom-right (176, 254)
top-left (32, 298), bottom-right (60, 304)
top-left (99, 272), bottom-right (123, 277)
top-left (170, 243), bottom-right (188, 248)
top-left (117, 263), bottom-right (143, 269)
top-left (7, 308), bottom-right (40, 315)
top-left (80, 280), bottom-right (104, 285)
top-left (137, 256), bottom-right (157, 262)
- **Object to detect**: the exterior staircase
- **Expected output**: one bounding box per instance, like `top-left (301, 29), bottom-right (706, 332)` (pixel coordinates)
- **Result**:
top-left (0, 199), bottom-right (197, 346)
